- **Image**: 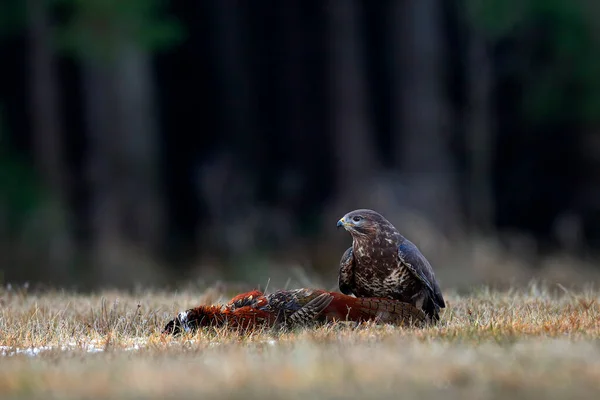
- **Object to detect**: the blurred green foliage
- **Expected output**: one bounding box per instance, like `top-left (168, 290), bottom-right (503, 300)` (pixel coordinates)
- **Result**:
top-left (0, 0), bottom-right (186, 281)
top-left (53, 0), bottom-right (184, 62)
top-left (0, 107), bottom-right (45, 236)
top-left (466, 0), bottom-right (600, 123)
top-left (0, 0), bottom-right (185, 231)
top-left (0, 0), bottom-right (25, 38)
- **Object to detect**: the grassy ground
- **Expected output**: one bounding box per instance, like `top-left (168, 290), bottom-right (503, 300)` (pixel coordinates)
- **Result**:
top-left (1, 282), bottom-right (600, 399)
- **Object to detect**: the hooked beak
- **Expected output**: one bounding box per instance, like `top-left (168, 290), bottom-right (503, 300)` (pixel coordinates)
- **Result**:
top-left (337, 217), bottom-right (347, 229)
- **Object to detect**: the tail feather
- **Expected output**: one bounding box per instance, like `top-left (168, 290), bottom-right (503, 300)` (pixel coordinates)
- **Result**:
top-left (324, 294), bottom-right (427, 326)
top-left (423, 296), bottom-right (441, 322)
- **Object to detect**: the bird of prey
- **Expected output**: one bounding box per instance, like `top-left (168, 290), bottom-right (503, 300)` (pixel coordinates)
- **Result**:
top-left (162, 288), bottom-right (426, 335)
top-left (337, 209), bottom-right (445, 322)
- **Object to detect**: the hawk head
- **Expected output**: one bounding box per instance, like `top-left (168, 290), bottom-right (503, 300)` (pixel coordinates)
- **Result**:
top-left (337, 209), bottom-right (395, 238)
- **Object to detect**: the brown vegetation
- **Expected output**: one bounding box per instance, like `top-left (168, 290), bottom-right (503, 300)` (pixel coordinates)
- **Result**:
top-left (0, 282), bottom-right (599, 399)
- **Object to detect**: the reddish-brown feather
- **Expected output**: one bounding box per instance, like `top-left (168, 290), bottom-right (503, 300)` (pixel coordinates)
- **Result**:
top-left (322, 293), bottom-right (426, 325)
top-left (227, 290), bottom-right (266, 309)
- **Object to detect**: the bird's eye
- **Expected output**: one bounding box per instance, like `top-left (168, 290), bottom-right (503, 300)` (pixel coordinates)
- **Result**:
top-left (352, 216), bottom-right (362, 222)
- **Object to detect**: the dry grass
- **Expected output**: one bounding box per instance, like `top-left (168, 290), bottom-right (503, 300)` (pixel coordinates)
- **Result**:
top-left (1, 281), bottom-right (600, 399)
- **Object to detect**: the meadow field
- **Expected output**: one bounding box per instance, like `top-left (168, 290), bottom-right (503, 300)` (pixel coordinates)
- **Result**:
top-left (1, 281), bottom-right (600, 399)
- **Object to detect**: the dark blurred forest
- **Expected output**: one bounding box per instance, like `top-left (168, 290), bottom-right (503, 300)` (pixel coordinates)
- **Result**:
top-left (2, 0), bottom-right (600, 291)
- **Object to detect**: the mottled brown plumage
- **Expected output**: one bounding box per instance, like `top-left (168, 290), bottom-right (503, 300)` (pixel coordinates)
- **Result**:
top-left (162, 288), bottom-right (426, 335)
top-left (337, 209), bottom-right (445, 321)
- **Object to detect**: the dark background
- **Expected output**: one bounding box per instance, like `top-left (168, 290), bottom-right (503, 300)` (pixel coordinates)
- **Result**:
top-left (1, 0), bottom-right (600, 292)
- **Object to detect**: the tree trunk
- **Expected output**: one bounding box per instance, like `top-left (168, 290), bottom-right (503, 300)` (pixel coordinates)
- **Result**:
top-left (329, 0), bottom-right (377, 206)
top-left (466, 29), bottom-right (495, 233)
top-left (211, 0), bottom-right (255, 158)
top-left (82, 39), bottom-right (165, 286)
top-left (82, 58), bottom-right (123, 280)
top-left (113, 40), bottom-right (165, 257)
top-left (28, 0), bottom-right (64, 193)
top-left (199, 0), bottom-right (258, 262)
top-left (391, 0), bottom-right (461, 234)
top-left (279, 0), bottom-right (308, 173)
top-left (27, 0), bottom-right (73, 280)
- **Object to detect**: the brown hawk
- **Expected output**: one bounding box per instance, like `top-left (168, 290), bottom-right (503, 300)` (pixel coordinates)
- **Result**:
top-left (337, 209), bottom-right (445, 322)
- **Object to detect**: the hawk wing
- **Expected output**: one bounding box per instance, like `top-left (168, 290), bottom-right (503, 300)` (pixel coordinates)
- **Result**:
top-left (338, 247), bottom-right (355, 296)
top-left (397, 240), bottom-right (445, 309)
